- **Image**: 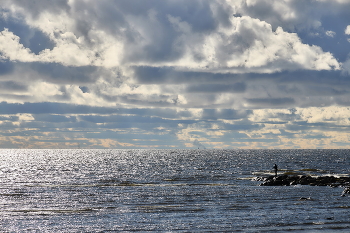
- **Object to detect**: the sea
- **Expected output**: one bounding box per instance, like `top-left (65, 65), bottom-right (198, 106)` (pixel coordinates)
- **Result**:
top-left (0, 149), bottom-right (350, 232)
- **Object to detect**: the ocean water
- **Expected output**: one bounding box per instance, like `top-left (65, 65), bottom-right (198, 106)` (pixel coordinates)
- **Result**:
top-left (0, 149), bottom-right (350, 232)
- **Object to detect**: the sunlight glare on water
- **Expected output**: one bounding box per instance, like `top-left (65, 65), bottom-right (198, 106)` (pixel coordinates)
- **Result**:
top-left (0, 149), bottom-right (350, 231)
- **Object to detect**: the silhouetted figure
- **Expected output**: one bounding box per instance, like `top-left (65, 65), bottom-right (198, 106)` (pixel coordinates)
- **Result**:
top-left (273, 164), bottom-right (278, 177)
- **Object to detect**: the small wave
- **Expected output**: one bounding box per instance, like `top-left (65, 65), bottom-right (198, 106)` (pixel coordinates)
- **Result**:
top-left (335, 206), bottom-right (350, 209)
top-left (8, 208), bottom-right (97, 214)
top-left (98, 178), bottom-right (121, 183)
top-left (225, 205), bottom-right (251, 210)
top-left (0, 193), bottom-right (28, 197)
top-left (136, 204), bottom-right (206, 213)
top-left (163, 175), bottom-right (210, 182)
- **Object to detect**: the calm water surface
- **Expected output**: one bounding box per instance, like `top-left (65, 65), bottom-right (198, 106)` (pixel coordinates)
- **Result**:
top-left (0, 149), bottom-right (350, 232)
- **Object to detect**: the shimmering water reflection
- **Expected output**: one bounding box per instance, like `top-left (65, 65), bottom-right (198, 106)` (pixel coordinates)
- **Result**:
top-left (0, 149), bottom-right (350, 232)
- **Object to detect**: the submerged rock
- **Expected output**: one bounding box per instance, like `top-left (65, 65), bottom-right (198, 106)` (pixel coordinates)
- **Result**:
top-left (299, 197), bottom-right (312, 201)
top-left (257, 175), bottom-right (350, 187)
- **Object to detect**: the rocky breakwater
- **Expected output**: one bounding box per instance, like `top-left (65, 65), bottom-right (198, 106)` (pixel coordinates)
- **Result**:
top-left (256, 175), bottom-right (350, 187)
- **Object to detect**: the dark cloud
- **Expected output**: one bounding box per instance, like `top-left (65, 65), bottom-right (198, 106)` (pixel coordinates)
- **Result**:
top-left (0, 102), bottom-right (194, 119)
top-left (304, 134), bottom-right (330, 139)
top-left (246, 97), bottom-right (295, 107)
top-left (0, 81), bottom-right (27, 91)
top-left (0, 62), bottom-right (102, 86)
top-left (0, 0), bottom-right (349, 149)
top-left (0, 102), bottom-right (113, 115)
top-left (277, 70), bottom-right (348, 86)
top-left (186, 82), bottom-right (246, 93)
top-left (0, 60), bottom-right (14, 75)
top-left (132, 66), bottom-right (244, 84)
top-left (29, 63), bottom-right (98, 84)
top-left (201, 109), bottom-right (251, 120)
top-left (0, 115), bottom-right (18, 121)
top-left (132, 66), bottom-right (181, 84)
top-left (258, 110), bottom-right (300, 123)
top-left (16, 119), bottom-right (97, 131)
top-left (334, 97), bottom-right (350, 106)
top-left (115, 94), bottom-right (179, 107)
top-left (0, 94), bottom-right (32, 101)
top-left (66, 0), bottom-right (225, 63)
top-left (33, 114), bottom-right (77, 123)
top-left (70, 3), bottom-right (127, 43)
top-left (285, 121), bottom-right (350, 132)
top-left (133, 68), bottom-right (349, 91)
top-left (9, 0), bottom-right (70, 18)
top-left (79, 114), bottom-right (196, 126)
top-left (110, 108), bottom-right (193, 119)
top-left (302, 86), bottom-right (347, 96)
top-left (222, 120), bottom-right (262, 131)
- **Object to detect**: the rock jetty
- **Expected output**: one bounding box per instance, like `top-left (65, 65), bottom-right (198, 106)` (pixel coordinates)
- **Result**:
top-left (256, 175), bottom-right (350, 187)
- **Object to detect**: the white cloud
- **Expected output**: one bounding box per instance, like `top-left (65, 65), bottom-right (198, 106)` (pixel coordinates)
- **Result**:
top-left (0, 0), bottom-right (350, 149)
top-left (18, 113), bottom-right (34, 121)
top-left (0, 29), bottom-right (36, 62)
top-left (345, 25), bottom-right (350, 35)
top-left (0, 1), bottom-right (340, 73)
top-left (128, 11), bottom-right (340, 72)
top-left (0, 27), bottom-right (124, 67)
top-left (325, 30), bottom-right (336, 37)
top-left (297, 106), bottom-right (350, 125)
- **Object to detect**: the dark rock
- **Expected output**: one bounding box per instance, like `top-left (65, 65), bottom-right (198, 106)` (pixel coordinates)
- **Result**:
top-left (290, 180), bottom-right (298, 186)
top-left (275, 175), bottom-right (288, 180)
top-left (330, 183), bottom-right (341, 188)
top-left (257, 175), bottom-right (350, 187)
top-left (299, 197), bottom-right (312, 201)
top-left (260, 176), bottom-right (291, 186)
top-left (341, 187), bottom-right (350, 196)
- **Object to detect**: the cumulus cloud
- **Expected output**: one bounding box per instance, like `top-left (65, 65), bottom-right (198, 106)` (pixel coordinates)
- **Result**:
top-left (345, 25), bottom-right (350, 35)
top-left (0, 0), bottom-right (349, 149)
top-left (0, 29), bottom-right (36, 62)
top-left (0, 0), bottom-right (341, 72)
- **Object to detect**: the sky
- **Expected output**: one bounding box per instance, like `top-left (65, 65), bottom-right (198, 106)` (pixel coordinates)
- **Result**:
top-left (0, 0), bottom-right (350, 149)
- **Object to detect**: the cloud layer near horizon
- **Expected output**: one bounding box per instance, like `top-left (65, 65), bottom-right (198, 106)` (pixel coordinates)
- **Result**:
top-left (0, 0), bottom-right (350, 149)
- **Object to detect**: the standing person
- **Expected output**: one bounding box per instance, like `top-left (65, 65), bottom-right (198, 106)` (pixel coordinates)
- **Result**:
top-left (273, 164), bottom-right (278, 177)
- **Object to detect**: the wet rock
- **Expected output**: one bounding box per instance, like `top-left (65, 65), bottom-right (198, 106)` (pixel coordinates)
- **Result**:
top-left (299, 197), bottom-right (312, 201)
top-left (258, 175), bottom-right (350, 187)
top-left (341, 187), bottom-right (350, 196)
